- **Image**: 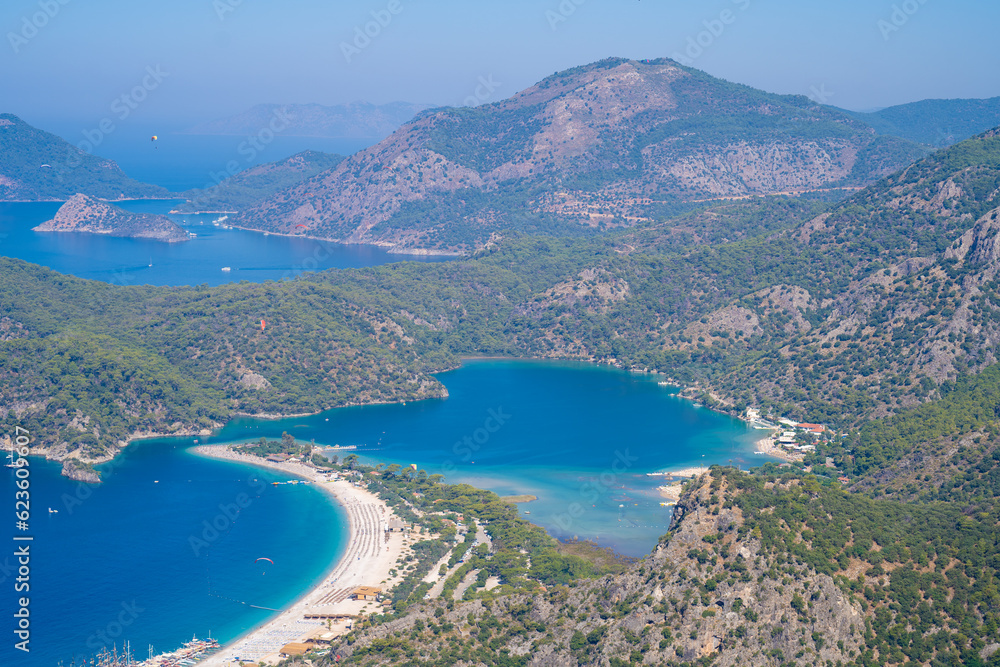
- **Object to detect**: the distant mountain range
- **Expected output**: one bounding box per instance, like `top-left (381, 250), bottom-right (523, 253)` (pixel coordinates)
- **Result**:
top-left (183, 101), bottom-right (433, 139)
top-left (0, 114), bottom-right (169, 201)
top-left (844, 96), bottom-right (1000, 147)
top-left (231, 58), bottom-right (939, 253)
top-left (4, 65), bottom-right (1000, 227)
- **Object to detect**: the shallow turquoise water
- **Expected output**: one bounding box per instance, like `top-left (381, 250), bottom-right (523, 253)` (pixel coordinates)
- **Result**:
top-left (210, 359), bottom-right (773, 555)
top-left (0, 359), bottom-right (773, 667)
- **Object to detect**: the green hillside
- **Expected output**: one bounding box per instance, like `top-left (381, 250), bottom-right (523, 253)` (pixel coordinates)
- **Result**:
top-left (3, 120), bottom-right (1000, 667)
top-left (4, 130), bottom-right (1000, 460)
top-left (846, 97), bottom-right (1000, 147)
top-left (0, 114), bottom-right (169, 201)
top-left (174, 149), bottom-right (344, 213)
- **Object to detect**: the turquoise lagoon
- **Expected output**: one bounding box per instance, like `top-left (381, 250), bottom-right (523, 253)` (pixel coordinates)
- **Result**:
top-left (0, 359), bottom-right (772, 666)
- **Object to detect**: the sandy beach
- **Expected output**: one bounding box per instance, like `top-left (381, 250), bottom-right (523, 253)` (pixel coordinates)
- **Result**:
top-left (751, 431), bottom-right (804, 463)
top-left (190, 445), bottom-right (414, 666)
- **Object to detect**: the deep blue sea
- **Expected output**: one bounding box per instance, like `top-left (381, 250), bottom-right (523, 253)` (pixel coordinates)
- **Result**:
top-left (0, 139), bottom-right (774, 665)
top-left (0, 440), bottom-right (346, 667)
top-left (0, 200), bottom-right (450, 287)
top-left (0, 127), bottom-right (450, 287)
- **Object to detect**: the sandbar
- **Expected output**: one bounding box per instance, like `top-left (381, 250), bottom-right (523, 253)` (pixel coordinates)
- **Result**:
top-left (190, 445), bottom-right (414, 666)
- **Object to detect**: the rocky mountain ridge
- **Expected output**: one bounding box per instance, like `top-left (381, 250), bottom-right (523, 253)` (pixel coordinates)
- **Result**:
top-left (845, 96), bottom-right (1000, 147)
top-left (174, 149), bottom-right (345, 213)
top-left (695, 129), bottom-right (1000, 421)
top-left (233, 58), bottom-right (928, 253)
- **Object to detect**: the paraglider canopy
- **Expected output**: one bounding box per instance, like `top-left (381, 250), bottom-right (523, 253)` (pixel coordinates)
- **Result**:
top-left (255, 557), bottom-right (274, 564)
top-left (151, 135), bottom-right (158, 141)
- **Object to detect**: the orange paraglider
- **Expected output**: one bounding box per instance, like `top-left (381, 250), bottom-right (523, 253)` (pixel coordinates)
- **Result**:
top-left (260, 319), bottom-right (266, 332)
top-left (255, 556), bottom-right (273, 575)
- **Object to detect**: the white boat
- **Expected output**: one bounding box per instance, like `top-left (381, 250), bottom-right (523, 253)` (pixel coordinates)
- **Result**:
top-left (657, 381), bottom-right (669, 386)
top-left (48, 508), bottom-right (58, 513)
top-left (221, 267), bottom-right (231, 272)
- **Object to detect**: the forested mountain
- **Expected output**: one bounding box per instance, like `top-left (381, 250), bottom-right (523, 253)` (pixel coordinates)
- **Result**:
top-left (0, 114), bottom-right (169, 201)
top-left (174, 149), bottom-right (344, 213)
top-left (233, 58), bottom-right (928, 253)
top-left (846, 97), bottom-right (1000, 147)
top-left (4, 99), bottom-right (1000, 667)
top-left (3, 129), bottom-right (1000, 467)
top-left (320, 462), bottom-right (1000, 667)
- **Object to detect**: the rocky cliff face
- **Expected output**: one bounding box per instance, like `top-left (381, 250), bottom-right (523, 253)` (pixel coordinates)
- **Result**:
top-left (649, 129), bottom-right (1000, 422)
top-left (34, 194), bottom-right (189, 242)
top-left (234, 58), bottom-right (926, 253)
top-left (61, 459), bottom-right (101, 483)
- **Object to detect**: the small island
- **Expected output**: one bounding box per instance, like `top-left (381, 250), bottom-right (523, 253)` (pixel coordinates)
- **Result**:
top-left (34, 193), bottom-right (189, 242)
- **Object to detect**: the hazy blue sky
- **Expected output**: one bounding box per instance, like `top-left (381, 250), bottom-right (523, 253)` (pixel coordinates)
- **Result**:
top-left (3, 0), bottom-right (998, 131)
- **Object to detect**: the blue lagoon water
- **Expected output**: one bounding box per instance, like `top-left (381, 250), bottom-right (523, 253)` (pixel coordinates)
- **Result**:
top-left (0, 360), bottom-right (772, 667)
top-left (210, 360), bottom-right (773, 556)
top-left (0, 145), bottom-right (773, 664)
